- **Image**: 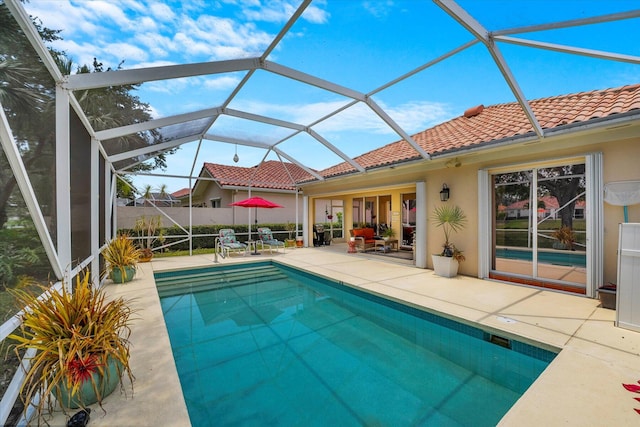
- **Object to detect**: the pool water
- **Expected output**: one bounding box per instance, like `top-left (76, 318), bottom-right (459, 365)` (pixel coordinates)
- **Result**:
top-left (156, 262), bottom-right (555, 426)
top-left (496, 247), bottom-right (586, 267)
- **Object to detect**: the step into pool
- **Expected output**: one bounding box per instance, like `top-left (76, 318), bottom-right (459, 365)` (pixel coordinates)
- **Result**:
top-left (155, 262), bottom-right (556, 426)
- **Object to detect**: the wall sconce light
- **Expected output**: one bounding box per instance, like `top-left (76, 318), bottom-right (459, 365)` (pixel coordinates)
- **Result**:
top-left (440, 184), bottom-right (450, 202)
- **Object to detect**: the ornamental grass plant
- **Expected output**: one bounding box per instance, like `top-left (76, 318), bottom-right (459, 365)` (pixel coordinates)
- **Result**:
top-left (102, 234), bottom-right (141, 281)
top-left (8, 271), bottom-right (135, 422)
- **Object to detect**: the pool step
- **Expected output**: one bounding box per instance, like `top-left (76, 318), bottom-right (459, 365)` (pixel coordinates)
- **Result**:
top-left (155, 265), bottom-right (283, 286)
top-left (156, 265), bottom-right (287, 297)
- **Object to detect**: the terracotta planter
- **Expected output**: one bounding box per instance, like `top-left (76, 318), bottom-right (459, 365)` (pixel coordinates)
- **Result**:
top-left (432, 255), bottom-right (459, 278)
top-left (109, 265), bottom-right (136, 284)
top-left (138, 249), bottom-right (153, 263)
top-left (296, 237), bottom-right (304, 247)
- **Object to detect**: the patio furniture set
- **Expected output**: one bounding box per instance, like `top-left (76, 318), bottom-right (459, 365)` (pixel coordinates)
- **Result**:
top-left (350, 227), bottom-right (399, 253)
top-left (218, 228), bottom-right (285, 257)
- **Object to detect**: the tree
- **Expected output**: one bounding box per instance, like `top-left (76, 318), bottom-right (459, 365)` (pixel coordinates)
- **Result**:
top-left (0, 3), bottom-right (59, 229)
top-left (538, 164), bottom-right (585, 230)
top-left (74, 58), bottom-right (175, 171)
top-left (0, 4), bottom-right (177, 228)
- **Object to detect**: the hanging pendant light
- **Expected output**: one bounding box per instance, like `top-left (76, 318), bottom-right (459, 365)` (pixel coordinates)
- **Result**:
top-left (233, 144), bottom-right (239, 163)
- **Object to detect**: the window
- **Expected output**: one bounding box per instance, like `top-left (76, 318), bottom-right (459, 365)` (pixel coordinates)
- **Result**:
top-left (210, 198), bottom-right (221, 208)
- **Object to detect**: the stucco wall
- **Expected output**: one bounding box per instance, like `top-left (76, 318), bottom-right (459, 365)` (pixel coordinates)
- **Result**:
top-left (117, 190), bottom-right (304, 230)
top-left (601, 137), bottom-right (640, 283)
top-left (116, 206), bottom-right (234, 229)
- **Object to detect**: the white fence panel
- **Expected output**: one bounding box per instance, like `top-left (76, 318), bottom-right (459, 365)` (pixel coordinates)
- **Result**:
top-left (616, 223), bottom-right (640, 331)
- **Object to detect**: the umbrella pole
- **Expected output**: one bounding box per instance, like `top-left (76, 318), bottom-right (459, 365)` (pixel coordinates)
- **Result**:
top-left (253, 207), bottom-right (259, 255)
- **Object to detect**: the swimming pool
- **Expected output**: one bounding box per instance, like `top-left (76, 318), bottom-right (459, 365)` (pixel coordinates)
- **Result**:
top-left (156, 262), bottom-right (555, 426)
top-left (496, 247), bottom-right (586, 267)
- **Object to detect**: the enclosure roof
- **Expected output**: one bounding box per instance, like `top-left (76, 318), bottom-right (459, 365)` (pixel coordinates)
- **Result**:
top-left (10, 0), bottom-right (640, 190)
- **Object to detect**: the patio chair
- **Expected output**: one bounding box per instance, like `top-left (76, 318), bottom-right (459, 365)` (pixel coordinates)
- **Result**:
top-left (349, 227), bottom-right (377, 252)
top-left (257, 227), bottom-right (285, 253)
top-left (218, 229), bottom-right (247, 257)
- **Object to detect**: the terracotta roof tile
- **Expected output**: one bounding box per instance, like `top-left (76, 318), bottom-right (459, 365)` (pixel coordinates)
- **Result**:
top-left (203, 160), bottom-right (315, 191)
top-left (171, 188), bottom-right (191, 198)
top-left (317, 83), bottom-right (640, 179)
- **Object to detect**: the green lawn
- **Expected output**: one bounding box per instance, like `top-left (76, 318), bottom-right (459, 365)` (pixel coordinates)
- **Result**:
top-left (496, 219), bottom-right (586, 248)
top-left (153, 248), bottom-right (216, 258)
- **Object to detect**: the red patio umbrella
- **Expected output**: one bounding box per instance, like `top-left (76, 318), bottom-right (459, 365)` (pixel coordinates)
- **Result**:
top-left (229, 197), bottom-right (284, 251)
top-left (230, 196), bottom-right (284, 209)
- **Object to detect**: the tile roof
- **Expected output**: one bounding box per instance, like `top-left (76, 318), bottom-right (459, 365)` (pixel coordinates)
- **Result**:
top-left (318, 83), bottom-right (640, 179)
top-left (506, 196), bottom-right (586, 210)
top-left (171, 188), bottom-right (191, 198)
top-left (202, 160), bottom-right (315, 191)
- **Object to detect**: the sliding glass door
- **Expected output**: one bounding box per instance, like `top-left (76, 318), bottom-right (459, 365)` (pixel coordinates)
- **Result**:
top-left (491, 161), bottom-right (587, 293)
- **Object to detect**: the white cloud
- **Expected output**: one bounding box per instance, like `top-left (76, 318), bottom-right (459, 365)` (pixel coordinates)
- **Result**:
top-left (303, 3), bottom-right (330, 24)
top-left (24, 1), bottom-right (98, 37)
top-left (135, 32), bottom-right (174, 58)
top-left (173, 32), bottom-right (215, 57)
top-left (148, 2), bottom-right (176, 22)
top-left (136, 16), bottom-right (159, 32)
top-left (86, 1), bottom-right (134, 29)
top-left (362, 0), bottom-right (396, 19)
top-left (230, 98), bottom-right (451, 135)
top-left (103, 42), bottom-right (149, 62)
top-left (241, 1), bottom-right (297, 23)
top-left (171, 15), bottom-right (272, 59)
top-left (143, 78), bottom-right (192, 94)
top-left (237, 0), bottom-right (329, 25)
top-left (203, 76), bottom-right (242, 90)
top-left (49, 39), bottom-right (100, 69)
top-left (130, 60), bottom-right (178, 69)
top-left (384, 100), bottom-right (453, 133)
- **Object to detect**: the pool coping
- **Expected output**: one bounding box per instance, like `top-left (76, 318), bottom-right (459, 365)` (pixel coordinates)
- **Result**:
top-left (54, 247), bottom-right (640, 426)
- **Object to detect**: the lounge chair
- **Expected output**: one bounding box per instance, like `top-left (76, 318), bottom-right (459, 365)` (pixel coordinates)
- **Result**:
top-left (257, 227), bottom-right (285, 253)
top-left (218, 229), bottom-right (247, 257)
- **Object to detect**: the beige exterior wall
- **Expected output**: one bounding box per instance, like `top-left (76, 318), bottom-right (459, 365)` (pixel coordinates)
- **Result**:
top-left (301, 122), bottom-right (640, 288)
top-left (117, 206), bottom-right (234, 229)
top-left (600, 137), bottom-right (640, 282)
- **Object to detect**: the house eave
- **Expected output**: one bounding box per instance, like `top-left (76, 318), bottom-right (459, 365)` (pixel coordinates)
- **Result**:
top-left (220, 185), bottom-right (299, 194)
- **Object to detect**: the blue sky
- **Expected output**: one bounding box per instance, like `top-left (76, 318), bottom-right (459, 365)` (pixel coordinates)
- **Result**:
top-left (23, 0), bottom-right (640, 193)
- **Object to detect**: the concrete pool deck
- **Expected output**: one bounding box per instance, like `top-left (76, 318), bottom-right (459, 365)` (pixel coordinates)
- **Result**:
top-left (58, 245), bottom-right (640, 426)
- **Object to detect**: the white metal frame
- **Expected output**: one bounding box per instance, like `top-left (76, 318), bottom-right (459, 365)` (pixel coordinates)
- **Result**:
top-left (2, 0), bottom-right (639, 422)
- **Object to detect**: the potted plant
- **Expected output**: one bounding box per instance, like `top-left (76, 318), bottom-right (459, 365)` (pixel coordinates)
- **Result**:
top-left (598, 282), bottom-right (617, 309)
top-left (134, 215), bottom-right (163, 262)
top-left (285, 221), bottom-right (297, 248)
top-left (382, 227), bottom-right (395, 241)
top-left (8, 270), bottom-right (134, 421)
top-left (431, 204), bottom-right (467, 277)
top-left (551, 225), bottom-right (576, 250)
top-left (103, 234), bottom-right (141, 283)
